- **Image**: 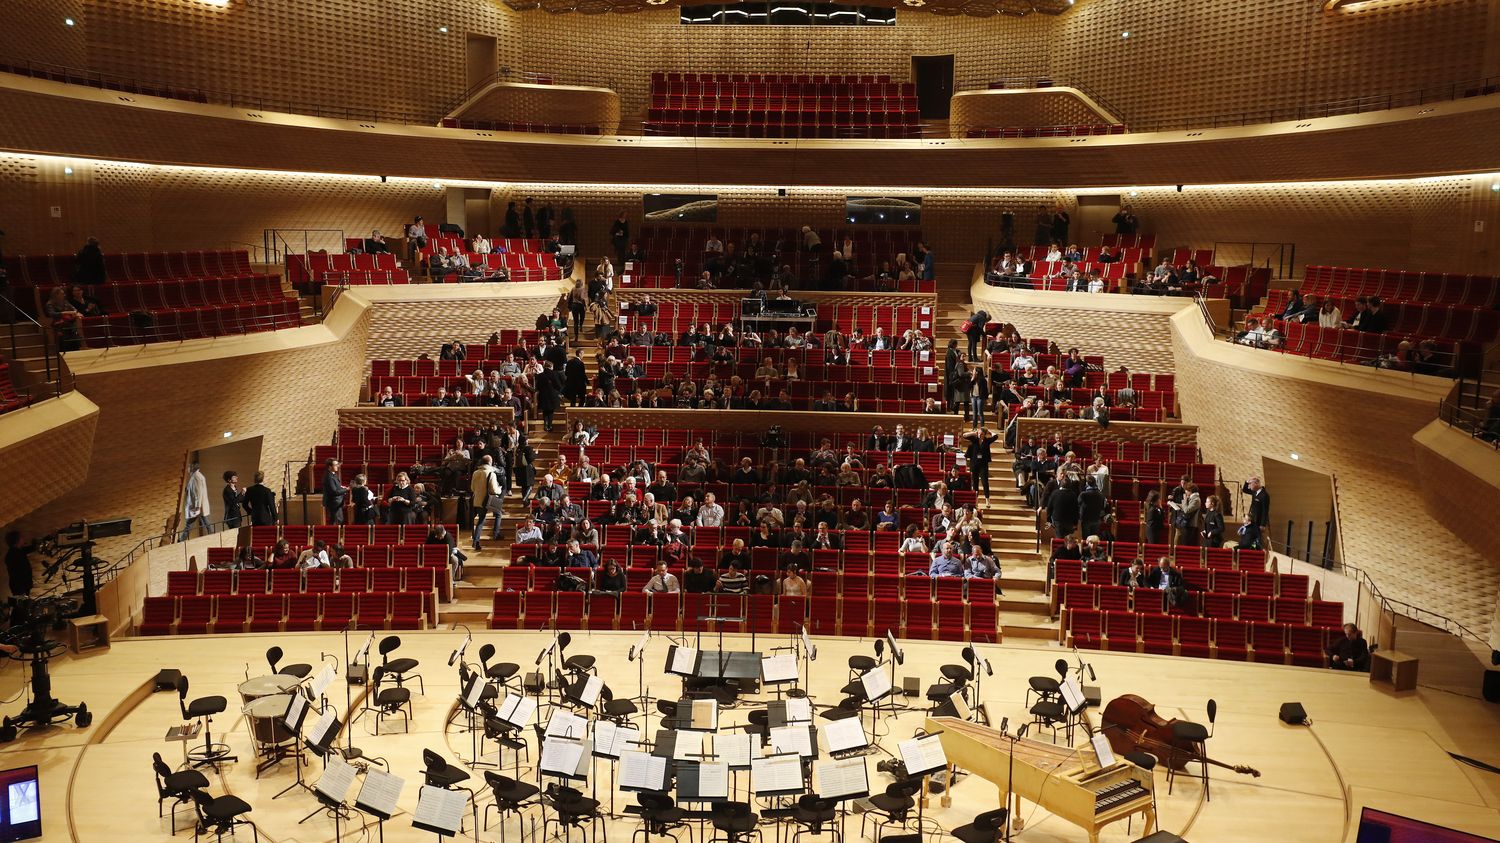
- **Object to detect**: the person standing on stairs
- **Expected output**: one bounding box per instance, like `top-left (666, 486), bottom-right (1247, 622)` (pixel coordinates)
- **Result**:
top-left (962, 427), bottom-right (999, 505)
top-left (967, 363), bottom-right (990, 425)
top-left (470, 455), bottom-right (505, 551)
top-left (568, 279), bottom-right (588, 341)
top-left (943, 339), bottom-right (962, 413)
top-left (564, 351), bottom-right (588, 407)
top-left (536, 360), bottom-right (564, 432)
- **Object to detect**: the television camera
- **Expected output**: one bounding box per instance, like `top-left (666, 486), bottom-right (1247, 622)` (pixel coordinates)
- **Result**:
top-left (0, 595), bottom-right (92, 741)
top-left (34, 517), bottom-right (131, 618)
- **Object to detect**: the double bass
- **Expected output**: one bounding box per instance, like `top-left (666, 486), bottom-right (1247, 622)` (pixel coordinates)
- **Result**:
top-left (1100, 694), bottom-right (1261, 777)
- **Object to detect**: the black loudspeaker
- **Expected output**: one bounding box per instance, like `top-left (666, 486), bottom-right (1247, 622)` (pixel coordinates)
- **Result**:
top-left (1482, 670), bottom-right (1500, 703)
top-left (523, 672), bottom-right (544, 694)
top-left (901, 677), bottom-right (920, 697)
top-left (1278, 702), bottom-right (1308, 725)
top-left (153, 668), bottom-right (183, 692)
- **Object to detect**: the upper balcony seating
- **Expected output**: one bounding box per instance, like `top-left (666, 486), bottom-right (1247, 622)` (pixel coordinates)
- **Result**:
top-left (965, 125), bottom-right (1126, 139)
top-left (440, 117), bottom-right (604, 135)
top-left (644, 72), bottom-right (921, 140)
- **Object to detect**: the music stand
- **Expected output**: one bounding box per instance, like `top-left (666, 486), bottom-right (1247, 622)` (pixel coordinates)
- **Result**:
top-left (312, 753), bottom-right (358, 839)
top-left (273, 690), bottom-right (313, 801)
top-left (459, 674), bottom-right (498, 768)
top-left (413, 784), bottom-right (469, 840)
top-left (298, 709), bottom-right (346, 824)
top-left (354, 767), bottom-right (406, 843)
top-left (814, 756), bottom-right (871, 841)
top-left (593, 720), bottom-right (641, 816)
top-left (496, 693), bottom-right (538, 780)
top-left (897, 732), bottom-right (947, 843)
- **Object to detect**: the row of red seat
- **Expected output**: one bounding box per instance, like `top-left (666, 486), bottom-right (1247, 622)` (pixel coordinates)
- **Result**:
top-left (966, 125), bottom-right (1126, 138)
top-left (492, 590), bottom-right (995, 643)
top-left (38, 275), bottom-right (285, 313)
top-left (439, 117), bottom-right (605, 135)
top-left (1265, 289), bottom-right (1498, 344)
top-left (0, 364), bottom-right (28, 415)
top-left (1265, 320), bottom-right (1472, 373)
top-left (652, 74), bottom-right (913, 98)
top-left (1011, 245), bottom-right (1153, 264)
top-left (78, 300), bottom-right (301, 347)
top-left (619, 274), bottom-right (934, 293)
top-left (1069, 609), bottom-right (1337, 666)
top-left (644, 122), bottom-right (921, 140)
top-left (630, 225), bottom-right (924, 279)
top-left (173, 563), bottom-right (437, 597)
top-left (1302, 264), bottom-right (1500, 309)
top-left (140, 591), bottom-right (427, 635)
top-left (604, 345), bottom-right (938, 366)
top-left (4, 249), bottom-right (254, 286)
top-left (247, 523), bottom-right (454, 549)
top-left (287, 252), bottom-right (400, 287)
top-left (1060, 581), bottom-right (1338, 627)
top-left (615, 300), bottom-right (932, 335)
top-left (0, 61), bottom-right (210, 104)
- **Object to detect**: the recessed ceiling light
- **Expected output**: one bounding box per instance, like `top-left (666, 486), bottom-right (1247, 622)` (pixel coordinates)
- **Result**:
top-left (432, 181), bottom-right (443, 190)
top-left (223, 431), bottom-right (234, 438)
top-left (1289, 452), bottom-right (1300, 460)
top-left (1492, 183), bottom-right (1500, 192)
top-left (63, 166), bottom-right (73, 175)
top-left (438, 25), bottom-right (449, 32)
top-left (1121, 31), bottom-right (1130, 38)
top-left (64, 17), bottom-right (75, 25)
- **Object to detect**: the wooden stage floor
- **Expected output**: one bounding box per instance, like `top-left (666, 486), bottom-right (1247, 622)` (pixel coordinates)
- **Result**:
top-left (6, 629), bottom-right (1500, 842)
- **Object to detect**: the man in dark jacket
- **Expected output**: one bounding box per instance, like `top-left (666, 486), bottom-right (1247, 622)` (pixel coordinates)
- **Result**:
top-left (244, 472), bottom-right (278, 526)
top-left (1328, 624), bottom-right (1369, 671)
top-left (321, 459), bottom-right (348, 525)
top-left (1078, 481), bottom-right (1106, 539)
top-left (1242, 476), bottom-right (1271, 527)
top-left (536, 361), bottom-right (564, 432)
top-left (564, 353), bottom-right (588, 406)
top-left (1047, 480), bottom-right (1080, 540)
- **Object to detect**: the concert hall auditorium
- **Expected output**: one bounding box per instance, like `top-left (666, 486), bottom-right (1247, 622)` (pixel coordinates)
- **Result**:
top-left (2, 0), bottom-right (1500, 840)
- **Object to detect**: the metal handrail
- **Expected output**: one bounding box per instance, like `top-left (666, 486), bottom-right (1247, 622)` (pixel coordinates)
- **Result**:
top-left (2, 292), bottom-right (63, 386)
top-left (77, 307), bottom-right (303, 350)
top-left (1209, 241), bottom-right (1296, 280)
top-left (264, 228), bottom-right (347, 267)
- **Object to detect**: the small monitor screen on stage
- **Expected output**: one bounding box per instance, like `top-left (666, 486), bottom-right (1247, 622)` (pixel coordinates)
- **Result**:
top-left (1357, 808), bottom-right (1499, 842)
top-left (0, 766), bottom-right (40, 841)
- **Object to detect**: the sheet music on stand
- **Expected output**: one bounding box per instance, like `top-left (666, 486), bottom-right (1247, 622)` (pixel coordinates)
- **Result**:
top-left (308, 709), bottom-right (341, 753)
top-left (619, 750), bottom-right (669, 792)
top-left (677, 760), bottom-right (730, 801)
top-left (898, 733), bottom-right (948, 777)
top-left (761, 653), bottom-right (798, 684)
top-left (593, 721), bottom-right (641, 759)
top-left (1061, 677), bottom-right (1087, 714)
top-left (353, 633), bottom-right (375, 665)
top-left (565, 674), bottom-right (604, 708)
top-left (814, 757), bottom-right (871, 800)
top-left (545, 709), bottom-right (589, 739)
top-left (1091, 732), bottom-right (1117, 769)
top-left (316, 755), bottom-right (357, 805)
top-left (463, 675), bottom-right (492, 711)
top-left (784, 697), bottom-right (813, 723)
top-left (497, 693), bottom-right (536, 729)
top-left (769, 725), bottom-right (816, 758)
top-left (312, 663), bottom-right (337, 699)
top-left (412, 785), bottom-right (467, 836)
top-left (799, 625), bottom-right (816, 660)
top-left (860, 666), bottom-right (893, 702)
top-left (541, 736), bottom-right (592, 779)
top-left (822, 717), bottom-right (868, 754)
top-left (283, 692), bottom-right (309, 733)
top-left (673, 729), bottom-right (706, 762)
top-left (667, 645), bottom-right (700, 677)
top-left (751, 753), bottom-right (806, 797)
top-left (687, 698), bottom-right (719, 731)
top-left (356, 769), bottom-right (405, 820)
top-left (711, 732), bottom-right (756, 769)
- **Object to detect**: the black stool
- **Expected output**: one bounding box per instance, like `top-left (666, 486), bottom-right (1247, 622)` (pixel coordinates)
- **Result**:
top-left (380, 635), bottom-right (424, 694)
top-left (176, 675), bottom-right (236, 770)
top-left (1166, 699), bottom-right (1216, 802)
top-left (709, 801), bottom-right (760, 843)
top-left (633, 792), bottom-right (693, 843)
top-left (545, 783), bottom-right (604, 843)
top-left (951, 807), bottom-right (1008, 843)
top-left (267, 645), bottom-right (311, 680)
top-left (151, 752), bottom-right (209, 834)
top-left (861, 779), bottom-right (921, 841)
top-left (790, 794), bottom-right (841, 843)
top-left (191, 789), bottom-right (258, 842)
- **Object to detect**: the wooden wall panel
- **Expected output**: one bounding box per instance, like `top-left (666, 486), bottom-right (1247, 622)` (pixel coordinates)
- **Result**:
top-left (950, 89), bottom-right (1117, 134)
top-left (336, 407), bottom-right (515, 429)
top-left (360, 282), bottom-right (571, 362)
top-left (1015, 418), bottom-right (1198, 450)
top-left (0, 392), bottom-right (100, 531)
top-left (0, 0), bottom-right (86, 68)
top-left (1412, 419), bottom-right (1500, 566)
top-left (452, 83), bottom-right (620, 133)
top-left (970, 283), bottom-right (1183, 374)
top-left (564, 407), bottom-right (966, 440)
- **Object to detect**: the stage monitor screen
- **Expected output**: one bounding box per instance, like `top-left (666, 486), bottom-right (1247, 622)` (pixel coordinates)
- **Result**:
top-left (1357, 808), bottom-right (1499, 843)
top-left (0, 766), bottom-right (40, 842)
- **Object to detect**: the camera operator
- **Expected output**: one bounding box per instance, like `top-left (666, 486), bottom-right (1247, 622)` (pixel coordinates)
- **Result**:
top-left (4, 531), bottom-right (33, 598)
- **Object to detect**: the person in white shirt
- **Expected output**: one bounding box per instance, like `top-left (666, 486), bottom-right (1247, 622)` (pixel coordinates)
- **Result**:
top-left (298, 540), bottom-right (331, 569)
top-left (1045, 244), bottom-right (1062, 262)
top-left (1087, 274), bottom-right (1106, 294)
top-left (1317, 299), bottom-right (1342, 328)
top-left (643, 561), bottom-right (680, 593)
top-left (472, 234), bottom-right (493, 255)
top-left (696, 492), bottom-right (725, 527)
top-left (596, 257), bottom-right (615, 289)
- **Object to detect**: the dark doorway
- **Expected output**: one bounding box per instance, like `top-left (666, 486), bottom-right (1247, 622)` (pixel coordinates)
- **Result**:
top-left (911, 55), bottom-right (955, 120)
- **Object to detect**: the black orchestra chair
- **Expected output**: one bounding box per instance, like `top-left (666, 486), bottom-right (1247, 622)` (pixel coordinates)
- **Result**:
top-left (860, 778), bottom-right (922, 841)
top-left (479, 643), bottom-right (522, 691)
top-left (369, 666), bottom-right (413, 735)
top-left (709, 801), bottom-right (761, 843)
top-left (1166, 699), bottom-right (1217, 801)
top-left (544, 783), bottom-right (604, 843)
top-left (423, 747), bottom-right (474, 791)
top-left (483, 770), bottom-right (541, 843)
top-left (847, 639), bottom-right (884, 682)
top-left (190, 788), bottom-right (258, 843)
top-left (484, 713), bottom-right (531, 768)
top-left (266, 645), bottom-right (311, 680)
top-left (1123, 751), bottom-right (1159, 834)
top-left (1024, 658), bottom-right (1068, 710)
top-left (951, 808), bottom-right (1008, 843)
top-left (558, 631), bottom-right (598, 676)
top-left (790, 794), bottom-right (841, 843)
top-left (379, 635), bottom-right (424, 694)
top-left (599, 685), bottom-right (639, 726)
top-left (151, 751), bottom-right (210, 834)
top-left (176, 675), bottom-right (236, 769)
top-left (633, 792), bottom-right (693, 843)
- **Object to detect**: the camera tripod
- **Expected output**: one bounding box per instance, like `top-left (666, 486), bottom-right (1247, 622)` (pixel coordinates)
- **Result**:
top-left (0, 640), bottom-right (92, 742)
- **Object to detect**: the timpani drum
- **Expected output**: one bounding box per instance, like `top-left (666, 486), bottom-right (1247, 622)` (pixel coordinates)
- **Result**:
top-left (238, 673), bottom-right (299, 704)
top-left (243, 693), bottom-right (296, 745)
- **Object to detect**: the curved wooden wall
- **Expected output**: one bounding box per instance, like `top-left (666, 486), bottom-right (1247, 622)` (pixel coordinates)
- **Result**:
top-left (3, 76), bottom-right (1499, 189)
top-left (949, 87), bottom-right (1120, 135)
top-left (0, 391), bottom-right (100, 529)
top-left (450, 82), bottom-right (620, 134)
